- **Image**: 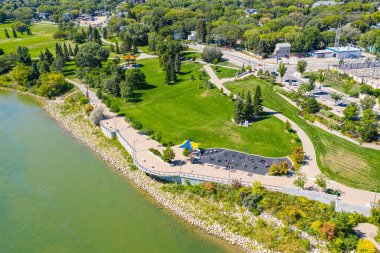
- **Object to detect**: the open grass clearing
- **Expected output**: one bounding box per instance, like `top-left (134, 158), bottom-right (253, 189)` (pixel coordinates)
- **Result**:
top-left (225, 77), bottom-right (380, 190)
top-left (211, 66), bottom-right (239, 79)
top-left (108, 58), bottom-right (297, 157)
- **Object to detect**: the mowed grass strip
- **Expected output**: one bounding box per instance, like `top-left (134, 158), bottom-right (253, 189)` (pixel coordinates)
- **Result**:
top-left (0, 22), bottom-right (71, 57)
top-left (225, 77), bottom-right (380, 190)
top-left (109, 58), bottom-right (297, 157)
top-left (211, 66), bottom-right (239, 79)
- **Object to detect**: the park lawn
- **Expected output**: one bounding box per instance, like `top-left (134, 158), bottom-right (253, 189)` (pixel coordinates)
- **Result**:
top-left (108, 58), bottom-right (297, 157)
top-left (225, 77), bottom-right (380, 190)
top-left (0, 22), bottom-right (72, 57)
top-left (211, 66), bottom-right (239, 79)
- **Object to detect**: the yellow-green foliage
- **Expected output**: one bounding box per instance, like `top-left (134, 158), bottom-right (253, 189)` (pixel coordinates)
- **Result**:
top-left (356, 239), bottom-right (377, 253)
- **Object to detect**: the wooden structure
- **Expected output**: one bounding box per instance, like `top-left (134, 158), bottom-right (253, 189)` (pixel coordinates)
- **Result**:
top-left (123, 54), bottom-right (137, 67)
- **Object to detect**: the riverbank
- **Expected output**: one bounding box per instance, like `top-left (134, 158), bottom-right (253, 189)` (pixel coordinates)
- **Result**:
top-left (44, 98), bottom-right (269, 252)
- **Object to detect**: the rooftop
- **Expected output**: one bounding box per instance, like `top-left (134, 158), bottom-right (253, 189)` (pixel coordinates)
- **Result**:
top-left (327, 46), bottom-right (362, 52)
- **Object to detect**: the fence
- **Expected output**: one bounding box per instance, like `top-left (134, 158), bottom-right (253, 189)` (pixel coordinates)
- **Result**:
top-left (102, 122), bottom-right (372, 216)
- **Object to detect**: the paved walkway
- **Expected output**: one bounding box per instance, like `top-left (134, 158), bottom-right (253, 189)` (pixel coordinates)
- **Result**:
top-left (65, 62), bottom-right (378, 213)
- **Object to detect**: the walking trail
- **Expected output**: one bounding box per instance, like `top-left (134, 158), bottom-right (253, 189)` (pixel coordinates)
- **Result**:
top-left (64, 61), bottom-right (377, 216)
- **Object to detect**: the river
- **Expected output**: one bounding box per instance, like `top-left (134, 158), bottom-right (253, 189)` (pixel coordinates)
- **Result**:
top-left (0, 90), bottom-right (240, 253)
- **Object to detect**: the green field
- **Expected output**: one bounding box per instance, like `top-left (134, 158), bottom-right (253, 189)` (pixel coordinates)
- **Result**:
top-left (225, 77), bottom-right (380, 190)
top-left (211, 66), bottom-right (239, 79)
top-left (0, 22), bottom-right (73, 57)
top-left (109, 58), bottom-right (298, 157)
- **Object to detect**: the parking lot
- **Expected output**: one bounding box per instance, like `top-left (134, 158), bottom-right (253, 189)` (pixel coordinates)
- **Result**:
top-left (199, 148), bottom-right (291, 176)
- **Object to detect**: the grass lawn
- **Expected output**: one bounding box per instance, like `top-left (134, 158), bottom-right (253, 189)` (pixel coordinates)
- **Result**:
top-left (225, 77), bottom-right (380, 190)
top-left (108, 58), bottom-right (298, 157)
top-left (211, 66), bottom-right (239, 79)
top-left (0, 22), bottom-right (72, 57)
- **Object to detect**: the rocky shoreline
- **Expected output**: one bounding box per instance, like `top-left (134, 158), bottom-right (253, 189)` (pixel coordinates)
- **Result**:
top-left (44, 99), bottom-right (270, 253)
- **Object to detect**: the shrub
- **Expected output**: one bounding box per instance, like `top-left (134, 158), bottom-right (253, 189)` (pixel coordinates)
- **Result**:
top-left (204, 182), bottom-right (214, 192)
top-left (130, 120), bottom-right (142, 130)
top-left (84, 104), bottom-right (94, 115)
top-left (162, 147), bottom-right (175, 162)
top-left (269, 161), bottom-right (289, 175)
top-left (356, 239), bottom-right (376, 253)
top-left (110, 103), bottom-right (120, 113)
top-left (242, 193), bottom-right (262, 215)
top-left (182, 147), bottom-right (190, 157)
top-left (201, 46), bottom-right (223, 63)
top-left (89, 107), bottom-right (104, 126)
top-left (149, 148), bottom-right (162, 157)
top-left (231, 178), bottom-right (242, 189)
top-left (79, 96), bottom-right (89, 105)
top-left (321, 221), bottom-right (336, 241)
top-left (290, 146), bottom-right (304, 170)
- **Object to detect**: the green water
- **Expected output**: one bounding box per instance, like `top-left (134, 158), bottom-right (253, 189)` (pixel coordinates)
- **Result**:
top-left (0, 91), bottom-right (240, 253)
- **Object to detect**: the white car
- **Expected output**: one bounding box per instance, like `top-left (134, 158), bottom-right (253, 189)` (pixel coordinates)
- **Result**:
top-left (279, 60), bottom-right (289, 64)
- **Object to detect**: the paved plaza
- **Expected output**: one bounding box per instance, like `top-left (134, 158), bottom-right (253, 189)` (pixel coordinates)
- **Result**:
top-left (199, 148), bottom-right (291, 176)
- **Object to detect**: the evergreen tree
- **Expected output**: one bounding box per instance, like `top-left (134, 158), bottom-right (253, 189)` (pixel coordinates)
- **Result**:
top-left (195, 19), bottom-right (207, 43)
top-left (37, 60), bottom-right (51, 74)
top-left (52, 55), bottom-right (65, 73)
top-left (63, 43), bottom-right (70, 61)
top-left (12, 27), bottom-right (17, 38)
top-left (234, 98), bottom-right (243, 124)
top-left (39, 51), bottom-right (45, 61)
top-left (102, 27), bottom-right (107, 39)
top-left (253, 85), bottom-right (263, 118)
top-left (27, 27), bottom-right (32, 35)
top-left (174, 54), bottom-right (181, 73)
top-left (115, 40), bottom-right (120, 54)
top-left (88, 25), bottom-right (93, 39)
top-left (69, 44), bottom-right (74, 56)
top-left (243, 91), bottom-right (254, 121)
top-left (55, 43), bottom-right (64, 58)
top-left (44, 48), bottom-right (54, 65)
top-left (93, 27), bottom-right (101, 44)
top-left (17, 46), bottom-right (32, 66)
top-left (132, 44), bottom-right (138, 54)
top-left (30, 61), bottom-right (40, 80)
top-left (5, 28), bottom-right (10, 38)
top-left (74, 44), bottom-right (79, 56)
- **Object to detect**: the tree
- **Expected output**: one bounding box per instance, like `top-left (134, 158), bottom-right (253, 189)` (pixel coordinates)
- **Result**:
top-left (234, 98), bottom-right (244, 124)
top-left (343, 102), bottom-right (359, 120)
top-left (103, 78), bottom-right (120, 97)
top-left (5, 28), bottom-right (10, 38)
top-left (16, 46), bottom-right (32, 66)
top-left (293, 171), bottom-right (307, 189)
top-left (243, 91), bottom-right (254, 121)
top-left (174, 54), bottom-right (181, 73)
top-left (125, 68), bottom-right (146, 89)
top-left (10, 65), bottom-right (32, 86)
top-left (120, 81), bottom-right (134, 101)
top-left (89, 107), bottom-right (104, 126)
top-left (76, 42), bottom-right (109, 69)
top-left (317, 71), bottom-right (325, 86)
top-left (37, 60), bottom-right (50, 74)
top-left (44, 48), bottom-right (54, 65)
top-left (306, 98), bottom-right (320, 114)
top-left (296, 60), bottom-right (307, 77)
top-left (162, 147), bottom-right (175, 163)
top-left (356, 239), bottom-right (376, 253)
top-left (52, 56), bottom-right (66, 73)
top-left (315, 174), bottom-right (327, 190)
top-left (330, 92), bottom-right (343, 105)
top-left (63, 43), bottom-right (70, 61)
top-left (360, 95), bottom-right (376, 111)
top-left (115, 40), bottom-right (120, 54)
top-left (201, 46), bottom-right (223, 63)
top-left (38, 73), bottom-right (67, 98)
top-left (269, 162), bottom-right (290, 176)
top-left (12, 27), bottom-right (17, 38)
top-left (102, 27), bottom-right (108, 39)
top-left (74, 44), bottom-right (79, 56)
top-left (253, 85), bottom-right (263, 118)
top-left (321, 222), bottom-right (336, 241)
top-left (69, 44), bottom-right (74, 56)
top-left (277, 63), bottom-right (287, 81)
top-left (299, 82), bottom-right (314, 96)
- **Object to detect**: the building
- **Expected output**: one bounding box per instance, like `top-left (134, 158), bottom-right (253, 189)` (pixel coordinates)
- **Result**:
top-left (326, 46), bottom-right (362, 59)
top-left (188, 31), bottom-right (196, 41)
top-left (375, 23), bottom-right (380, 29)
top-left (245, 8), bottom-right (258, 15)
top-left (311, 1), bottom-right (340, 8)
top-left (274, 43), bottom-right (291, 57)
top-left (312, 49), bottom-right (333, 58)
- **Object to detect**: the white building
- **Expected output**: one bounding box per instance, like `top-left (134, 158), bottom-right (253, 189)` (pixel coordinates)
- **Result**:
top-left (274, 43), bottom-right (291, 57)
top-left (188, 31), bottom-right (196, 41)
top-left (312, 49), bottom-right (334, 58)
top-left (311, 1), bottom-right (340, 8)
top-left (326, 46), bottom-right (362, 59)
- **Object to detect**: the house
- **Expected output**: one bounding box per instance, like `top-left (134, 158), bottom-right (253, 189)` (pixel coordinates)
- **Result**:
top-left (245, 8), bottom-right (258, 15)
top-left (37, 12), bottom-right (51, 20)
top-left (326, 46), bottom-right (362, 59)
top-left (312, 49), bottom-right (333, 58)
top-left (311, 1), bottom-right (340, 8)
top-left (173, 32), bottom-right (180, 40)
top-left (188, 31), bottom-right (196, 41)
top-left (376, 23), bottom-right (380, 29)
top-left (274, 43), bottom-right (291, 57)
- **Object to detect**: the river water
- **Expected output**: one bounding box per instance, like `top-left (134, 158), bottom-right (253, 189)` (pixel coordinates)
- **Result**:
top-left (0, 91), bottom-right (240, 253)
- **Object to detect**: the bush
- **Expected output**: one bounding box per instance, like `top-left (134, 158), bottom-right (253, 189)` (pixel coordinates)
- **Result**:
top-left (201, 46), bottom-right (223, 63)
top-left (84, 104), bottom-right (94, 115)
top-left (79, 96), bottom-right (89, 105)
top-left (110, 103), bottom-right (119, 113)
top-left (269, 161), bottom-right (290, 175)
top-left (149, 148), bottom-right (162, 157)
top-left (89, 107), bottom-right (104, 125)
top-left (162, 147), bottom-right (175, 162)
top-left (130, 120), bottom-right (142, 130)
top-left (356, 239), bottom-right (376, 253)
top-left (182, 147), bottom-right (190, 157)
